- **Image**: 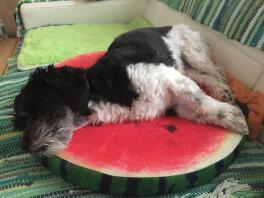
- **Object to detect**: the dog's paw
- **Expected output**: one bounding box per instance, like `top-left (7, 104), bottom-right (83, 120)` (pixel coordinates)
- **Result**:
top-left (210, 83), bottom-right (235, 104)
top-left (218, 104), bottom-right (249, 134)
top-left (223, 88), bottom-right (235, 104)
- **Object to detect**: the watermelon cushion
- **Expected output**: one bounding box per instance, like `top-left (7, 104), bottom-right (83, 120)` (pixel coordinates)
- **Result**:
top-left (44, 53), bottom-right (244, 196)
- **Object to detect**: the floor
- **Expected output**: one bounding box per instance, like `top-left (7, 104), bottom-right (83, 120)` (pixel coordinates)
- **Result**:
top-left (0, 37), bottom-right (18, 75)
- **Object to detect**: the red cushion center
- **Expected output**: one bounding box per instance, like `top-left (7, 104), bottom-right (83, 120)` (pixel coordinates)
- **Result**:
top-left (55, 52), bottom-right (227, 174)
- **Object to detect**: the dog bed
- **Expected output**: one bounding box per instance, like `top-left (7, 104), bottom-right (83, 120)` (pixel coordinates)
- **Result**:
top-left (17, 17), bottom-right (151, 70)
top-left (43, 52), bottom-right (244, 196)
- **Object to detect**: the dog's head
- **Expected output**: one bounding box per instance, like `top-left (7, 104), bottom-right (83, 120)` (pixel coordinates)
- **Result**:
top-left (14, 66), bottom-right (92, 156)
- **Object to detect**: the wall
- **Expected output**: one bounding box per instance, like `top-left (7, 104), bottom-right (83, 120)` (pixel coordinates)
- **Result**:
top-left (0, 18), bottom-right (7, 37)
top-left (0, 0), bottom-right (17, 37)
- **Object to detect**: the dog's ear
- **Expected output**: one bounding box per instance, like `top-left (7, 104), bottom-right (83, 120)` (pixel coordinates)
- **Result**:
top-left (42, 66), bottom-right (66, 90)
top-left (43, 66), bottom-right (92, 116)
top-left (14, 91), bottom-right (30, 130)
top-left (14, 90), bottom-right (29, 117)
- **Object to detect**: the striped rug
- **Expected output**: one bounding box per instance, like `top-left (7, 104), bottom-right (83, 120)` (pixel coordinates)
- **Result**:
top-left (0, 42), bottom-right (264, 197)
top-left (160, 0), bottom-right (264, 51)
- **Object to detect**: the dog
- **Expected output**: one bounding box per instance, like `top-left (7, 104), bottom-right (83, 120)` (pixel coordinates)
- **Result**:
top-left (14, 24), bottom-right (249, 156)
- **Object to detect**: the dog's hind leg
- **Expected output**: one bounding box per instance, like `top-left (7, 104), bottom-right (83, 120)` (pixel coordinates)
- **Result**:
top-left (165, 68), bottom-right (248, 134)
top-left (175, 25), bottom-right (226, 82)
top-left (184, 69), bottom-right (235, 103)
top-left (175, 25), bottom-right (235, 103)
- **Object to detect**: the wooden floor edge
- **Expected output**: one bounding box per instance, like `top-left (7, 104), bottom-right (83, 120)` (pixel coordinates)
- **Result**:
top-left (0, 38), bottom-right (19, 75)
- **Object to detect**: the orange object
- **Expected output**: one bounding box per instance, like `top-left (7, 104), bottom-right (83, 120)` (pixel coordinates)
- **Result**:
top-left (226, 72), bottom-right (264, 139)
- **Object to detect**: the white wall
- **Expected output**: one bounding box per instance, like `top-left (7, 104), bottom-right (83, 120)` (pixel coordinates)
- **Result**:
top-left (21, 0), bottom-right (150, 29)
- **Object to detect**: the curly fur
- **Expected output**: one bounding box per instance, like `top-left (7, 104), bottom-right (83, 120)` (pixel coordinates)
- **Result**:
top-left (14, 24), bottom-right (248, 156)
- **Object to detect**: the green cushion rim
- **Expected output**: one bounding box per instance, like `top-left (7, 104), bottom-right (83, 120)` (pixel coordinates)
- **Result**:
top-left (43, 137), bottom-right (245, 196)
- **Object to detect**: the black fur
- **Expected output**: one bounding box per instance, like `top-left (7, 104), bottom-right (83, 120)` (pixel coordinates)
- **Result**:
top-left (85, 26), bottom-right (173, 106)
top-left (107, 26), bottom-right (174, 66)
top-left (14, 26), bottom-right (175, 154)
top-left (14, 66), bottom-right (92, 130)
top-left (14, 66), bottom-right (93, 152)
top-left (86, 56), bottom-right (139, 107)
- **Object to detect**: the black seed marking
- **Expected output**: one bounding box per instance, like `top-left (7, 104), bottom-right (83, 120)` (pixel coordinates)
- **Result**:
top-left (165, 107), bottom-right (178, 116)
top-left (167, 184), bottom-right (176, 193)
top-left (215, 160), bottom-right (224, 176)
top-left (60, 159), bottom-right (68, 181)
top-left (126, 178), bottom-right (139, 196)
top-left (186, 172), bottom-right (198, 188)
top-left (158, 177), bottom-right (166, 194)
top-left (233, 146), bottom-right (240, 158)
top-left (41, 157), bottom-right (48, 168)
top-left (165, 124), bottom-right (177, 133)
top-left (100, 174), bottom-right (112, 194)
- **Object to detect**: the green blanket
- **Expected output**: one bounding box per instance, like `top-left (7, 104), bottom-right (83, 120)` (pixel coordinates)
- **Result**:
top-left (159, 0), bottom-right (264, 51)
top-left (17, 17), bottom-right (151, 70)
top-left (2, 34), bottom-right (264, 198)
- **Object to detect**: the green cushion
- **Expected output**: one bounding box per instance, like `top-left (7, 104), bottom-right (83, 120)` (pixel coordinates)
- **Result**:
top-left (17, 17), bottom-right (151, 70)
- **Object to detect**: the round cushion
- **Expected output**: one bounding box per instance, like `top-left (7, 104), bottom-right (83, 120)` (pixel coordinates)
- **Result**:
top-left (45, 53), bottom-right (244, 196)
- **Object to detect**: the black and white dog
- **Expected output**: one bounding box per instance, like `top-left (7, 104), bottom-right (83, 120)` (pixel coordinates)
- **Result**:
top-left (14, 24), bottom-right (248, 156)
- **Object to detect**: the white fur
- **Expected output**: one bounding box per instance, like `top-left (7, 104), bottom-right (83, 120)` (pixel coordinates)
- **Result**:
top-left (162, 25), bottom-right (186, 72)
top-left (87, 25), bottom-right (249, 134)
top-left (89, 63), bottom-right (174, 123)
top-left (30, 109), bottom-right (75, 156)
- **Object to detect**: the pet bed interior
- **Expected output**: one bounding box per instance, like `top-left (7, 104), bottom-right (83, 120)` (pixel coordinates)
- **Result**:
top-left (41, 52), bottom-right (244, 196)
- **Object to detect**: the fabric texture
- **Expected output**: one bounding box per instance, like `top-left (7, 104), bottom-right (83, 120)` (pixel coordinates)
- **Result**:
top-left (226, 72), bottom-right (264, 140)
top-left (0, 41), bottom-right (264, 197)
top-left (160, 0), bottom-right (264, 51)
top-left (17, 17), bottom-right (151, 70)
